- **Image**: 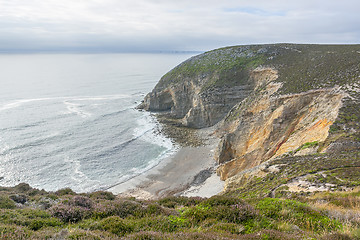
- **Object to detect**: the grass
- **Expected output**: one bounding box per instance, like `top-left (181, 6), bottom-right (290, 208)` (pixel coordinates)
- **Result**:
top-left (226, 151), bottom-right (360, 199)
top-left (155, 45), bottom-right (266, 92)
top-left (0, 183), bottom-right (359, 239)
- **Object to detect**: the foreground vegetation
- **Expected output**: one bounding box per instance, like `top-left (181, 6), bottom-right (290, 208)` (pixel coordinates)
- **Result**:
top-left (0, 180), bottom-right (359, 239)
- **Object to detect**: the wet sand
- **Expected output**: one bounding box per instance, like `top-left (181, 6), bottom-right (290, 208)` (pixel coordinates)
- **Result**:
top-left (108, 129), bottom-right (223, 199)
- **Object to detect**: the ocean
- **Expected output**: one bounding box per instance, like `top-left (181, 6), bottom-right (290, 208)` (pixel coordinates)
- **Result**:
top-left (0, 53), bottom-right (195, 193)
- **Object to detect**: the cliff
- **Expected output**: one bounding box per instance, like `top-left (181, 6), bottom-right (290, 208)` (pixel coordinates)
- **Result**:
top-left (140, 44), bottom-right (360, 192)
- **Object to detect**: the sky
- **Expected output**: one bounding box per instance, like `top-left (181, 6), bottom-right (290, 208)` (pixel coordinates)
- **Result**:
top-left (0, 0), bottom-right (359, 52)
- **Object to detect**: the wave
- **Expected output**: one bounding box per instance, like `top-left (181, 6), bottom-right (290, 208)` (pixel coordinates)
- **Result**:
top-left (0, 94), bottom-right (133, 112)
top-left (83, 129), bottom-right (152, 160)
top-left (70, 94), bottom-right (131, 101)
top-left (0, 93), bottom-right (177, 192)
top-left (134, 112), bottom-right (174, 150)
top-left (100, 111), bottom-right (179, 190)
top-left (0, 98), bottom-right (54, 112)
top-left (63, 101), bottom-right (92, 118)
top-left (0, 132), bottom-right (64, 155)
top-left (0, 120), bottom-right (47, 132)
top-left (97, 108), bottom-right (133, 119)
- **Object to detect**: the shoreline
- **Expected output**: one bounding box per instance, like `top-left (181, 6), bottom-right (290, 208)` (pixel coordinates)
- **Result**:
top-left (108, 127), bottom-right (224, 199)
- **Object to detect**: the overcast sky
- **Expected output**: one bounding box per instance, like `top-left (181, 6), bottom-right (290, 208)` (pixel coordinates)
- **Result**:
top-left (0, 0), bottom-right (359, 52)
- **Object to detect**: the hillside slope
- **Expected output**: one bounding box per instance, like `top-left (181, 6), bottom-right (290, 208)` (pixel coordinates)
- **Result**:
top-left (140, 44), bottom-right (360, 192)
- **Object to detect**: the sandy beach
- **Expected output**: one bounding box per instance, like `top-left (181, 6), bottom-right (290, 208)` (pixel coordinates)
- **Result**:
top-left (108, 128), bottom-right (224, 199)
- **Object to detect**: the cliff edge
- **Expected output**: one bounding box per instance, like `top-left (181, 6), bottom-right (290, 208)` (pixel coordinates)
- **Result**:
top-left (140, 44), bottom-right (360, 193)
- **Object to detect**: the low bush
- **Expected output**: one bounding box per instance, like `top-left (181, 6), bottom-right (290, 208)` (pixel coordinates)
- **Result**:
top-left (89, 191), bottom-right (115, 200)
top-left (9, 194), bottom-right (27, 204)
top-left (92, 199), bottom-right (145, 219)
top-left (0, 209), bottom-right (62, 230)
top-left (49, 203), bottom-right (91, 223)
top-left (145, 203), bottom-right (168, 216)
top-left (211, 204), bottom-right (258, 224)
top-left (207, 222), bottom-right (245, 234)
top-left (98, 216), bottom-right (133, 236)
top-left (320, 232), bottom-right (353, 240)
top-left (157, 196), bottom-right (203, 208)
top-left (71, 195), bottom-right (93, 208)
top-left (0, 224), bottom-right (32, 239)
top-left (124, 231), bottom-right (167, 240)
top-left (55, 188), bottom-right (76, 196)
top-left (202, 195), bottom-right (244, 207)
top-left (256, 198), bottom-right (342, 233)
top-left (0, 195), bottom-right (16, 209)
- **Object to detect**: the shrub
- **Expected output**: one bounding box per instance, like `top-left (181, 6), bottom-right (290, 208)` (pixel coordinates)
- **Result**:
top-left (66, 229), bottom-right (113, 240)
top-left (55, 188), bottom-right (76, 196)
top-left (98, 216), bottom-right (133, 236)
top-left (320, 232), bottom-right (352, 240)
top-left (0, 224), bottom-right (32, 239)
top-left (13, 183), bottom-right (32, 193)
top-left (49, 195), bottom-right (94, 222)
top-left (146, 204), bottom-right (167, 216)
top-left (0, 195), bottom-right (16, 209)
top-left (256, 198), bottom-right (342, 232)
top-left (0, 209), bottom-right (62, 230)
top-left (129, 216), bottom-right (188, 233)
top-left (92, 199), bottom-right (144, 219)
top-left (181, 205), bottom-right (211, 224)
top-left (9, 194), bottom-right (27, 204)
top-left (202, 195), bottom-right (244, 207)
top-left (157, 196), bottom-right (203, 208)
top-left (212, 204), bottom-right (258, 224)
top-left (89, 191), bottom-right (115, 200)
top-left (208, 222), bottom-right (245, 234)
top-left (243, 229), bottom-right (299, 240)
top-left (124, 231), bottom-right (167, 240)
top-left (71, 195), bottom-right (93, 208)
top-left (49, 203), bottom-right (91, 223)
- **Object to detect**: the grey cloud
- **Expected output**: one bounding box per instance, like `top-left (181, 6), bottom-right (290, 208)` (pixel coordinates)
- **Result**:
top-left (0, 0), bottom-right (359, 52)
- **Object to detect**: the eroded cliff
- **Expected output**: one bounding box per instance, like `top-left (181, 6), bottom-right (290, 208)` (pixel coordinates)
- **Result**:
top-left (140, 44), bottom-right (360, 192)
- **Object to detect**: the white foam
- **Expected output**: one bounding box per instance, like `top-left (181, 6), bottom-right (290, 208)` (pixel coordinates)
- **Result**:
top-left (135, 112), bottom-right (176, 150)
top-left (64, 156), bottom-right (85, 183)
top-left (129, 112), bottom-right (179, 181)
top-left (0, 98), bottom-right (53, 111)
top-left (0, 94), bottom-right (132, 112)
top-left (63, 101), bottom-right (92, 118)
top-left (0, 137), bottom-right (10, 155)
top-left (70, 94), bottom-right (131, 101)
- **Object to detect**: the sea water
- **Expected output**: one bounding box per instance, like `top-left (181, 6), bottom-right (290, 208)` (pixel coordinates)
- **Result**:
top-left (0, 53), bottom-right (195, 192)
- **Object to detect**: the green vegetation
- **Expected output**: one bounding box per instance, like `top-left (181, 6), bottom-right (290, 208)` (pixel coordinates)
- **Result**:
top-left (227, 151), bottom-right (360, 199)
top-left (0, 180), bottom-right (359, 239)
top-left (156, 45), bottom-right (266, 91)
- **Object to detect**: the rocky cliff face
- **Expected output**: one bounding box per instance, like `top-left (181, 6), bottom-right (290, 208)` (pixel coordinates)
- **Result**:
top-left (138, 46), bottom-right (261, 128)
top-left (140, 44), bottom-right (360, 192)
top-left (216, 82), bottom-right (343, 180)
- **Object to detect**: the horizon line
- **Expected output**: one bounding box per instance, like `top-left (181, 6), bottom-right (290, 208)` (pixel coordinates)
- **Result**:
top-left (0, 49), bottom-right (204, 54)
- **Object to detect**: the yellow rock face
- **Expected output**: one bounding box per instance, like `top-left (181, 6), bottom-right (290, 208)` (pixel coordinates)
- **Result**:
top-left (216, 68), bottom-right (344, 182)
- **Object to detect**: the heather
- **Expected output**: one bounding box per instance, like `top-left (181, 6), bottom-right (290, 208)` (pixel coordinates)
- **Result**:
top-left (0, 184), bottom-right (359, 239)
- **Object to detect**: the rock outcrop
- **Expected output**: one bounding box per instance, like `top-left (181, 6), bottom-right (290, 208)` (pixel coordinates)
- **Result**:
top-left (216, 84), bottom-right (344, 180)
top-left (140, 44), bottom-right (360, 192)
top-left (138, 46), bottom-right (261, 128)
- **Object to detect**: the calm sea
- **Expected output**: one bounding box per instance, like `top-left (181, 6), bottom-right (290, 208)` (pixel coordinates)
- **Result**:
top-left (0, 53), bottom-right (195, 192)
